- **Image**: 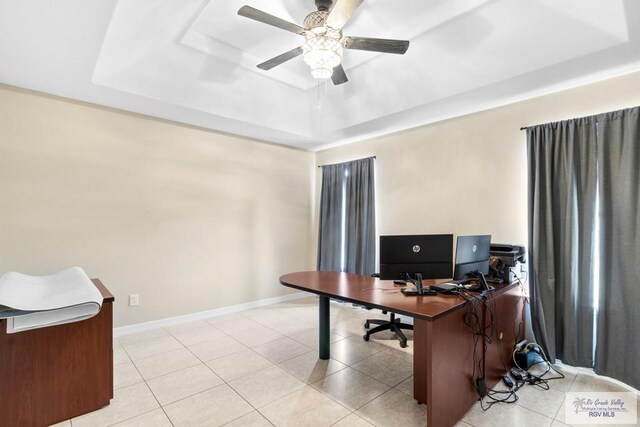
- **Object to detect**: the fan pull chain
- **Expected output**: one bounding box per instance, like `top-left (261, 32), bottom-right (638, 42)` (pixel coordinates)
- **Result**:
top-left (316, 79), bottom-right (330, 109)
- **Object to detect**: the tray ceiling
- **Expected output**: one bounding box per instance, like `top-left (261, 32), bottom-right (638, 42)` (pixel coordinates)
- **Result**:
top-left (1, 0), bottom-right (639, 149)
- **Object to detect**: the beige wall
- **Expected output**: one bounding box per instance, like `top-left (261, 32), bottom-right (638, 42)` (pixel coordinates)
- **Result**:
top-left (2, 72), bottom-right (640, 328)
top-left (0, 85), bottom-right (314, 327)
top-left (315, 72), bottom-right (640, 258)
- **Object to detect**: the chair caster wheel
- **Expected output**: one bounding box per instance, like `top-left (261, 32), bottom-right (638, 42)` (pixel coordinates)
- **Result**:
top-left (400, 341), bottom-right (407, 348)
top-left (364, 322), bottom-right (370, 329)
top-left (363, 334), bottom-right (370, 341)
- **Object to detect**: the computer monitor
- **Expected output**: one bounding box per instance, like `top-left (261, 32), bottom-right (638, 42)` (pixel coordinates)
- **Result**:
top-left (379, 234), bottom-right (453, 280)
top-left (453, 235), bottom-right (491, 280)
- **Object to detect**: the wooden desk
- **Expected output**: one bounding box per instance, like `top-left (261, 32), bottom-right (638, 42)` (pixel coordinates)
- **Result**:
top-left (0, 279), bottom-right (114, 427)
top-left (280, 271), bottom-right (523, 427)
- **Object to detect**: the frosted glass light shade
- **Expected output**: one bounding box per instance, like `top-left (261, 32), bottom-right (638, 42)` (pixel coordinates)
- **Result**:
top-left (303, 34), bottom-right (343, 79)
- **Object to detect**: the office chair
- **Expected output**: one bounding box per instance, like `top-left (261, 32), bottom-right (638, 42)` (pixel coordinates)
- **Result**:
top-left (362, 274), bottom-right (413, 348)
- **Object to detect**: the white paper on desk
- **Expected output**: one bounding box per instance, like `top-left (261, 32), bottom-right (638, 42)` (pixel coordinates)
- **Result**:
top-left (0, 267), bottom-right (102, 334)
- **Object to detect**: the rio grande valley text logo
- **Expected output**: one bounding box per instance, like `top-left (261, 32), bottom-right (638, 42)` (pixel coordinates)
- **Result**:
top-left (566, 392), bottom-right (637, 425)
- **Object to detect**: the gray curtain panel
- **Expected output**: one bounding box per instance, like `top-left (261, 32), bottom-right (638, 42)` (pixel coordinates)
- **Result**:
top-left (527, 118), bottom-right (598, 367)
top-left (594, 107), bottom-right (640, 389)
top-left (344, 158), bottom-right (376, 276)
top-left (317, 162), bottom-right (347, 272)
top-left (317, 157), bottom-right (376, 275)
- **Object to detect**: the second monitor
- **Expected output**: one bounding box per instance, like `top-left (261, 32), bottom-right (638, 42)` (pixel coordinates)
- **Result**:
top-left (453, 234), bottom-right (491, 280)
top-left (380, 234), bottom-right (453, 280)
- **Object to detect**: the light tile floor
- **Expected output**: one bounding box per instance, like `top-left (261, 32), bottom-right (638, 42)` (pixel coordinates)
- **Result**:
top-left (57, 296), bottom-right (638, 427)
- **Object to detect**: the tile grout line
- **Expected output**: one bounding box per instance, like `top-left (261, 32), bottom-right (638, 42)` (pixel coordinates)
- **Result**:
top-left (115, 301), bottom-right (416, 425)
top-left (105, 299), bottom-right (625, 427)
top-left (103, 336), bottom-right (178, 426)
top-left (212, 312), bottom-right (402, 424)
top-left (76, 301), bottom-right (411, 426)
top-left (125, 327), bottom-right (229, 425)
top-left (131, 351), bottom-right (176, 427)
top-left (511, 373), bottom-right (578, 422)
top-left (278, 304), bottom-right (429, 422)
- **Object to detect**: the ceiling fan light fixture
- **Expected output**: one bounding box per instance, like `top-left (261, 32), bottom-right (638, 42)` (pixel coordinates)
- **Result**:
top-left (310, 67), bottom-right (334, 80)
top-left (303, 34), bottom-right (343, 79)
top-left (238, 1), bottom-right (410, 85)
top-left (304, 11), bottom-right (329, 29)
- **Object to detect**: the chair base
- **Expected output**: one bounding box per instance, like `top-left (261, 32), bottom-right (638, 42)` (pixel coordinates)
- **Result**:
top-left (363, 313), bottom-right (413, 348)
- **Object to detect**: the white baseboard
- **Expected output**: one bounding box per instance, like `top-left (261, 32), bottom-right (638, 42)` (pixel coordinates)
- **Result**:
top-left (113, 292), bottom-right (311, 337)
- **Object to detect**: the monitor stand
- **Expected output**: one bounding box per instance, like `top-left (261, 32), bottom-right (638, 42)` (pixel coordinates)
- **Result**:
top-left (401, 273), bottom-right (437, 296)
top-left (461, 272), bottom-right (494, 292)
top-left (402, 288), bottom-right (437, 296)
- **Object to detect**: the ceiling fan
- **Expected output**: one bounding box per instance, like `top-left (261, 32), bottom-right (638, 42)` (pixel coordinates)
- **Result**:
top-left (238, 0), bottom-right (410, 85)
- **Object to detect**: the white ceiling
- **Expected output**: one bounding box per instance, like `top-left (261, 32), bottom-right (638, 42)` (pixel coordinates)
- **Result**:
top-left (1, 0), bottom-right (639, 150)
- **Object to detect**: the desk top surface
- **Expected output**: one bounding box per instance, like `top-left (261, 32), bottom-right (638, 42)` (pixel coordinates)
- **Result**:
top-left (280, 271), bottom-right (517, 321)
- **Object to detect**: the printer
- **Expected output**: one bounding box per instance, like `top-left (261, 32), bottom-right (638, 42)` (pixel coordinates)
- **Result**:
top-left (488, 244), bottom-right (526, 283)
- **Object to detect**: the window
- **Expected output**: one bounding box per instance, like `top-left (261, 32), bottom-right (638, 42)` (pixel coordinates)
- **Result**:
top-left (317, 157), bottom-right (376, 276)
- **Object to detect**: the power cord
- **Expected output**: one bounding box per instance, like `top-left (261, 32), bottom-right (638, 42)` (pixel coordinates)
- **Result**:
top-left (460, 277), bottom-right (565, 411)
top-left (453, 289), bottom-right (494, 397)
top-left (512, 274), bottom-right (528, 342)
top-left (479, 341), bottom-right (566, 411)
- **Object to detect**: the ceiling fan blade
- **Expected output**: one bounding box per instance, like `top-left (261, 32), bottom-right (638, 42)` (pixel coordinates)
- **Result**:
top-left (331, 64), bottom-right (348, 85)
top-left (238, 6), bottom-right (306, 35)
top-left (325, 0), bottom-right (364, 30)
top-left (343, 36), bottom-right (410, 54)
top-left (257, 47), bottom-right (304, 71)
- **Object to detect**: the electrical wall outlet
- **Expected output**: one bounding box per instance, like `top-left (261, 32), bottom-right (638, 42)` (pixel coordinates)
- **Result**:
top-left (129, 294), bottom-right (140, 307)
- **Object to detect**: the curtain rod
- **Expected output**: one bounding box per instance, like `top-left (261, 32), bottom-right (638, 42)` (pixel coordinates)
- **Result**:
top-left (518, 107), bottom-right (635, 131)
top-left (317, 156), bottom-right (376, 168)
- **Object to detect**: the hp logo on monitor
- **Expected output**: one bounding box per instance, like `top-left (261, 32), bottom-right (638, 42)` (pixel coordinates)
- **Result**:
top-left (412, 245), bottom-right (421, 253)
top-left (472, 245), bottom-right (477, 252)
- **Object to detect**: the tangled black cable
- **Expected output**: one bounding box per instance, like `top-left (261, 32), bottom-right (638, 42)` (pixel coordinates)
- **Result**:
top-left (453, 288), bottom-right (495, 397)
top-left (512, 273), bottom-right (528, 342)
top-left (453, 278), bottom-right (566, 412)
top-left (479, 342), bottom-right (566, 411)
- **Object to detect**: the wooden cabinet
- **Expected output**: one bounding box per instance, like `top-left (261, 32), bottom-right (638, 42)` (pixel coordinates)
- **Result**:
top-left (0, 279), bottom-right (114, 427)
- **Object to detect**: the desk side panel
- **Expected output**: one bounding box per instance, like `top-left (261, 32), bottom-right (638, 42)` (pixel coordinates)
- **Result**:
top-left (0, 301), bottom-right (113, 426)
top-left (484, 285), bottom-right (524, 387)
top-left (417, 308), bottom-right (479, 427)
